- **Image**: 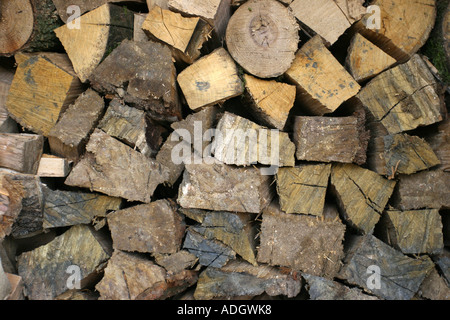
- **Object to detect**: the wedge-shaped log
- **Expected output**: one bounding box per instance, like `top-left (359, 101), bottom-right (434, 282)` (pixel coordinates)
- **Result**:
top-left (357, 54), bottom-right (443, 134)
top-left (257, 202), bottom-right (346, 279)
top-left (330, 163), bottom-right (396, 234)
top-left (6, 53), bottom-right (83, 136)
top-left (54, 4), bottom-right (134, 83)
top-left (17, 224), bottom-right (111, 300)
top-left (178, 162), bottom-right (273, 213)
top-left (0, 134), bottom-right (43, 174)
top-left (285, 35), bottom-right (361, 115)
top-left (65, 129), bottom-right (169, 203)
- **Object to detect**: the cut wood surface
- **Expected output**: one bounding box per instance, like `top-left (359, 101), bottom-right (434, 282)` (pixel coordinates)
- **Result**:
top-left (37, 154), bottom-right (71, 178)
top-left (6, 53), bottom-right (83, 136)
top-left (48, 89), bottom-right (105, 162)
top-left (357, 54), bottom-right (443, 134)
top-left (0, 0), bottom-right (63, 56)
top-left (226, 0), bottom-right (299, 78)
top-left (286, 35), bottom-right (361, 115)
top-left (177, 48), bottom-right (244, 111)
top-left (65, 129), bottom-right (169, 203)
top-left (0, 134), bottom-right (44, 174)
top-left (54, 4), bottom-right (134, 83)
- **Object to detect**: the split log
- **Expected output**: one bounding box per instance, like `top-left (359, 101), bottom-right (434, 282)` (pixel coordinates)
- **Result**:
top-left (48, 89), bottom-right (105, 162)
top-left (418, 267), bottom-right (450, 300)
top-left (157, 106), bottom-right (219, 186)
top-left (212, 112), bottom-right (296, 167)
top-left (54, 4), bottom-right (134, 83)
top-left (17, 224), bottom-right (111, 300)
top-left (0, 177), bottom-right (22, 240)
top-left (425, 116), bottom-right (450, 172)
top-left (65, 129), bottom-right (169, 203)
top-left (434, 249), bottom-right (450, 285)
top-left (96, 250), bottom-right (197, 300)
top-left (276, 164), bottom-right (331, 216)
top-left (334, 0), bottom-right (366, 24)
top-left (293, 115), bottom-right (369, 165)
top-left (177, 48), bottom-right (244, 111)
top-left (346, 33), bottom-right (397, 83)
top-left (226, 0), bottom-right (299, 78)
top-left (355, 0), bottom-right (436, 62)
top-left (153, 250), bottom-right (198, 274)
top-left (6, 53), bottom-right (83, 136)
top-left (1, 171), bottom-right (44, 239)
top-left (98, 99), bottom-right (155, 158)
top-left (5, 273), bottom-right (25, 300)
top-left (178, 162), bottom-right (273, 213)
top-left (142, 6), bottom-right (213, 64)
top-left (257, 202), bottom-right (346, 279)
top-left (52, 0), bottom-right (146, 23)
top-left (330, 163), bottom-right (396, 234)
top-left (338, 234), bottom-right (435, 300)
top-left (367, 133), bottom-right (441, 177)
top-left (0, 0), bottom-right (63, 56)
top-left (42, 185), bottom-right (122, 229)
top-left (289, 0), bottom-right (351, 46)
top-left (147, 0), bottom-right (169, 10)
top-left (391, 169), bottom-right (450, 210)
top-left (377, 209), bottom-right (444, 255)
top-left (133, 13), bottom-right (148, 42)
top-left (0, 257), bottom-right (11, 300)
top-left (183, 228), bottom-right (235, 268)
top-left (243, 74), bottom-right (296, 130)
top-left (303, 274), bottom-right (378, 300)
top-left (37, 155), bottom-right (71, 178)
top-left (168, 0), bottom-right (231, 39)
top-left (357, 55), bottom-right (443, 135)
top-left (0, 67), bottom-right (17, 133)
top-left (108, 200), bottom-right (185, 254)
top-left (285, 35), bottom-right (361, 116)
top-left (194, 260), bottom-right (302, 300)
top-left (89, 39), bottom-right (182, 123)
top-left (181, 208), bottom-right (257, 266)
top-left (0, 134), bottom-right (44, 174)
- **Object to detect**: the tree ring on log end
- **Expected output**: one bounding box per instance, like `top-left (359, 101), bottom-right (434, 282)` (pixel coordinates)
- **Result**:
top-left (0, 0), bottom-right (34, 55)
top-left (226, 0), bottom-right (299, 78)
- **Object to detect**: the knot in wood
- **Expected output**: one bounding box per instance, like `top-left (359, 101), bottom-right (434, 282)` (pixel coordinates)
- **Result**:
top-left (250, 15), bottom-right (277, 48)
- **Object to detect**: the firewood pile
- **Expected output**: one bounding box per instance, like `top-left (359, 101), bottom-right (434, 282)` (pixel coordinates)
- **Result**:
top-left (0, 0), bottom-right (449, 301)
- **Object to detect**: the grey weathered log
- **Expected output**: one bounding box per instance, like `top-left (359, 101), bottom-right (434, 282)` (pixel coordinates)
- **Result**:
top-left (417, 267), bottom-right (450, 300)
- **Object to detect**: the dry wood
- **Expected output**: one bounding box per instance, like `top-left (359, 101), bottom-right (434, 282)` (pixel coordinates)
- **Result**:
top-left (226, 0), bottom-right (299, 78)
top-left (338, 234), bottom-right (435, 300)
top-left (0, 67), bottom-right (17, 133)
top-left (257, 202), bottom-right (346, 279)
top-left (357, 54), bottom-right (443, 134)
top-left (355, 0), bottom-right (436, 62)
top-left (194, 260), bottom-right (302, 300)
top-left (48, 89), bottom-right (105, 162)
top-left (90, 39), bottom-right (182, 123)
top-left (367, 133), bottom-right (441, 177)
top-left (134, 13), bottom-right (148, 42)
top-left (425, 116), bottom-right (450, 172)
top-left (212, 112), bottom-right (295, 167)
top-left (168, 0), bottom-right (231, 39)
top-left (391, 169), bottom-right (450, 210)
top-left (147, 0), bottom-right (169, 10)
top-left (107, 200), bottom-right (185, 254)
top-left (65, 129), bottom-right (169, 203)
top-left (5, 273), bottom-right (25, 300)
top-left (276, 164), bottom-right (331, 216)
top-left (153, 250), bottom-right (198, 274)
top-left (418, 267), bottom-right (450, 300)
top-left (0, 0), bottom-right (63, 56)
top-left (98, 99), bottom-right (155, 158)
top-left (42, 185), bottom-right (122, 229)
top-left (142, 6), bottom-right (212, 64)
top-left (334, 0), bottom-right (366, 24)
top-left (178, 162), bottom-right (273, 213)
top-left (285, 35), bottom-right (361, 115)
top-left (330, 163), bottom-right (396, 234)
top-left (243, 74), bottom-right (296, 130)
top-left (6, 53), bottom-right (83, 136)
top-left (378, 209), bottom-right (444, 255)
top-left (0, 257), bottom-right (11, 299)
top-left (17, 224), bottom-right (111, 300)
top-left (181, 208), bottom-right (257, 266)
top-left (289, 0), bottom-right (351, 45)
top-left (0, 134), bottom-right (44, 174)
top-left (346, 33), bottom-right (397, 83)
top-left (37, 154), bottom-right (71, 178)
top-left (177, 48), bottom-right (244, 111)
top-left (54, 4), bottom-right (134, 83)
top-left (293, 115), bottom-right (369, 165)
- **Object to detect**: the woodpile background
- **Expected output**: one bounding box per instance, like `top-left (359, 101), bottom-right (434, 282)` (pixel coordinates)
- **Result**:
top-left (0, 0), bottom-right (449, 301)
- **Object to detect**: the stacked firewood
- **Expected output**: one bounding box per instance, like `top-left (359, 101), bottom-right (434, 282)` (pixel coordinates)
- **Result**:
top-left (0, 0), bottom-right (449, 300)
